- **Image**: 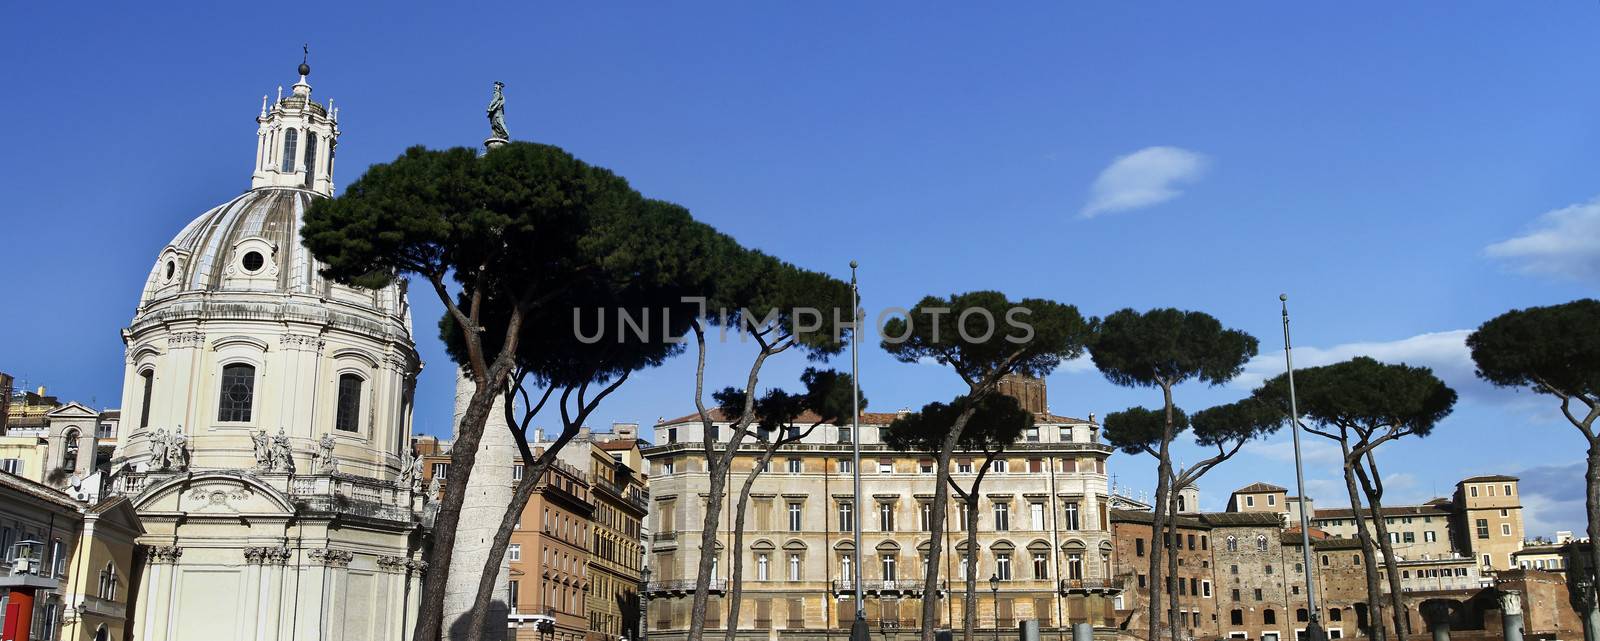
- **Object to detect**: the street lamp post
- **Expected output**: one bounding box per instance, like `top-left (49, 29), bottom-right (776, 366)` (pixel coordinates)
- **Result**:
top-left (1281, 295), bottom-right (1326, 641)
top-left (640, 566), bottom-right (651, 641)
top-left (990, 574), bottom-right (1001, 641)
top-left (848, 261), bottom-right (870, 641)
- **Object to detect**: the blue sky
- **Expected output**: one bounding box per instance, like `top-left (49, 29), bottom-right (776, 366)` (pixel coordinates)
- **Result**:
top-left (2, 3), bottom-right (1595, 536)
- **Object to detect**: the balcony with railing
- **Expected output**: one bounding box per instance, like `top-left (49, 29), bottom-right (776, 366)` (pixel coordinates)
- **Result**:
top-left (1058, 577), bottom-right (1121, 594)
top-left (645, 579), bottom-right (725, 596)
top-left (111, 470), bottom-right (415, 525)
top-left (829, 579), bottom-right (947, 596)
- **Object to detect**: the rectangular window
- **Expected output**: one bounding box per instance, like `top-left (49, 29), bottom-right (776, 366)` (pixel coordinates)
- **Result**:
top-left (333, 373), bottom-right (363, 431)
top-left (1202, 581), bottom-right (1212, 598)
top-left (882, 554), bottom-right (897, 581)
top-left (1476, 519), bottom-right (1489, 539)
top-left (990, 459), bottom-right (1008, 473)
top-left (431, 462), bottom-right (448, 480)
top-left (1501, 523), bottom-right (1512, 536)
top-left (957, 459), bottom-right (973, 474)
top-left (1025, 427), bottom-right (1040, 442)
top-left (1028, 458), bottom-right (1043, 473)
top-left (139, 370), bottom-right (155, 428)
top-left (878, 460), bottom-right (893, 474)
top-left (1059, 426), bottom-right (1074, 442)
top-left (996, 553), bottom-right (1012, 580)
top-left (1067, 553), bottom-right (1082, 580)
top-left (1063, 502), bottom-right (1080, 530)
top-left (879, 503), bottom-right (895, 532)
top-left (281, 128), bottom-right (299, 173)
top-left (1033, 553), bottom-right (1049, 579)
top-left (757, 553), bottom-right (770, 580)
top-left (993, 503), bottom-right (1009, 531)
top-left (1403, 531), bottom-right (1415, 543)
top-left (788, 503), bottom-right (803, 531)
top-left (1268, 494), bottom-right (1277, 506)
top-left (1030, 503), bottom-right (1046, 530)
top-left (1253, 588), bottom-right (1263, 601)
top-left (786, 458), bottom-right (802, 473)
top-left (218, 363), bottom-right (256, 422)
top-left (1470, 486), bottom-right (1479, 497)
top-left (1504, 484), bottom-right (1513, 496)
top-left (920, 503), bottom-right (933, 531)
top-left (788, 553), bottom-right (802, 581)
top-left (1245, 496), bottom-right (1255, 507)
top-left (838, 502), bottom-right (854, 531)
top-left (508, 544), bottom-right (521, 561)
top-left (837, 459), bottom-right (852, 473)
top-left (1135, 538), bottom-right (1145, 557)
top-left (919, 460), bottom-right (935, 473)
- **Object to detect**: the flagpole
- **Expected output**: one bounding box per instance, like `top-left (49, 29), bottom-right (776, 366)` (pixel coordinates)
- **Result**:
top-left (850, 261), bottom-right (868, 641)
top-left (1282, 294), bottom-right (1326, 641)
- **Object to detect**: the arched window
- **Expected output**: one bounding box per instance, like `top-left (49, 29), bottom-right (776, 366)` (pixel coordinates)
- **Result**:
top-left (1297, 608), bottom-right (1309, 622)
top-left (98, 561), bottom-right (118, 600)
top-left (139, 369), bottom-right (155, 428)
top-left (280, 129), bottom-right (299, 173)
top-left (1230, 610), bottom-right (1243, 626)
top-left (1263, 609), bottom-right (1277, 625)
top-left (335, 373), bottom-right (363, 432)
top-left (218, 363), bottom-right (256, 422)
top-left (303, 132), bottom-right (319, 188)
top-left (1257, 535), bottom-right (1268, 551)
top-left (1177, 495), bottom-right (1186, 512)
top-left (1226, 536), bottom-right (1237, 552)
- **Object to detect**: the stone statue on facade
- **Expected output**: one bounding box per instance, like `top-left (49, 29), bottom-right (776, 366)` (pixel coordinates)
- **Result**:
top-left (426, 475), bottom-right (441, 502)
top-left (149, 427), bottom-right (170, 471)
top-left (487, 81), bottom-right (509, 140)
top-left (170, 427), bottom-right (190, 471)
top-left (252, 430), bottom-right (273, 470)
top-left (270, 428), bottom-right (295, 473)
top-left (313, 433), bottom-right (337, 474)
top-left (398, 448), bottom-right (423, 491)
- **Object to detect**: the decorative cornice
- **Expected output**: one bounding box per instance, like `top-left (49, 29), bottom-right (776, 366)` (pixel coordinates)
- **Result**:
top-left (147, 545), bottom-right (184, 564)
top-left (279, 333), bottom-right (327, 354)
top-left (167, 332), bottom-right (207, 348)
top-left (308, 548), bottom-right (353, 568)
top-left (245, 546), bottom-right (292, 565)
top-left (377, 556), bottom-right (408, 573)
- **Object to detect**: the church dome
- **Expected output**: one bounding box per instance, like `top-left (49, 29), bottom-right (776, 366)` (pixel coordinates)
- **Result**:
top-left (141, 187), bottom-right (335, 305)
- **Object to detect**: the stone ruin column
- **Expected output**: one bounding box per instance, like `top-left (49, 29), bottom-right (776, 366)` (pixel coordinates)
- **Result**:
top-left (442, 369), bottom-right (515, 641)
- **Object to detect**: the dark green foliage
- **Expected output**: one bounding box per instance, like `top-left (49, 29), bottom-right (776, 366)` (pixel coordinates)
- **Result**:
top-left (1468, 299), bottom-right (1600, 400)
top-left (1102, 406), bottom-right (1190, 456)
top-left (880, 292), bottom-right (1092, 385)
top-left (1090, 308), bottom-right (1260, 388)
top-left (1256, 356), bottom-right (1457, 437)
top-left (1190, 397), bottom-right (1284, 447)
top-left (883, 394), bottom-right (1035, 454)
top-left (713, 368), bottom-right (862, 435)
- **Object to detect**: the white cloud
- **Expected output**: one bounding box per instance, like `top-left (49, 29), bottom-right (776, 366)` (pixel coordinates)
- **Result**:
top-left (1242, 436), bottom-right (1344, 467)
top-left (1080, 146), bottom-right (1209, 218)
top-left (1234, 329), bottom-right (1501, 401)
top-left (1486, 197), bottom-right (1600, 283)
top-left (1516, 461), bottom-right (1588, 538)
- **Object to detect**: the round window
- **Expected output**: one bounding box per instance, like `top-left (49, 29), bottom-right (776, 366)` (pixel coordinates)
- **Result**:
top-left (241, 251), bottom-right (265, 272)
top-left (226, 382), bottom-right (251, 403)
top-left (164, 260), bottom-right (176, 280)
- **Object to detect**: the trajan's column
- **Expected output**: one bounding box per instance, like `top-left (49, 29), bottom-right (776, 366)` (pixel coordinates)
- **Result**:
top-left (443, 369), bottom-right (515, 640)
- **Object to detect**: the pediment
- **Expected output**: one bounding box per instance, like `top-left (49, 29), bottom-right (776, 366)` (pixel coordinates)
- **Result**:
top-left (47, 402), bottom-right (98, 419)
top-left (133, 472), bottom-right (293, 516)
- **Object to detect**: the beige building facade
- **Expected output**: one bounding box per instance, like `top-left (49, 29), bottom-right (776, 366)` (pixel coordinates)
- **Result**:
top-left (642, 394), bottom-right (1117, 641)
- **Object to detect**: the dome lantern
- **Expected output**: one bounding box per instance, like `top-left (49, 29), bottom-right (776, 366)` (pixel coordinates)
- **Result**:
top-left (251, 53), bottom-right (338, 195)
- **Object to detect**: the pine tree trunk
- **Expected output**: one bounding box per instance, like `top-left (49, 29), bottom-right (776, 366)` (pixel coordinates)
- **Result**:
top-left (465, 462), bottom-right (543, 640)
top-left (1145, 382), bottom-right (1176, 641)
top-left (1585, 440), bottom-right (1600, 622)
top-left (1340, 452), bottom-right (1387, 641)
top-left (964, 494), bottom-right (981, 641)
top-left (1355, 454), bottom-right (1410, 638)
top-left (1166, 486), bottom-right (1182, 641)
top-left (724, 448), bottom-right (778, 641)
top-left (919, 407), bottom-right (978, 641)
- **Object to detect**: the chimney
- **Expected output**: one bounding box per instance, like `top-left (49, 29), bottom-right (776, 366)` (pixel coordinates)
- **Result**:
top-left (613, 422), bottom-right (639, 440)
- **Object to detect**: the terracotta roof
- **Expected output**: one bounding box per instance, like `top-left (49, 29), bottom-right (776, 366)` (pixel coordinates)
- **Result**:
top-left (1200, 512), bottom-right (1284, 527)
top-left (0, 469), bottom-right (80, 510)
top-left (1313, 502), bottom-right (1452, 520)
top-left (1233, 482), bottom-right (1287, 494)
top-left (1111, 508), bottom-right (1208, 529)
top-left (1283, 527), bottom-right (1331, 540)
top-left (596, 440), bottom-right (639, 451)
top-left (655, 408), bottom-right (1088, 427)
top-left (1460, 475), bottom-right (1518, 483)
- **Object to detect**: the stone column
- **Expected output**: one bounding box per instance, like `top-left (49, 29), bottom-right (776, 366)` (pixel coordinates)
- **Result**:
top-left (1499, 590), bottom-right (1524, 641)
top-left (442, 369), bottom-right (513, 641)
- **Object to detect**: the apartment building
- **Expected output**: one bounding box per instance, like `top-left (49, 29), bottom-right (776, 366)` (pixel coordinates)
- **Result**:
top-left (506, 454), bottom-right (592, 641)
top-left (1305, 476), bottom-right (1525, 574)
top-left (641, 379), bottom-right (1116, 640)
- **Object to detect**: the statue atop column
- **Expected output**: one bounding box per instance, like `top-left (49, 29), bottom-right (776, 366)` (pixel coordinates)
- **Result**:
top-left (486, 81), bottom-right (509, 147)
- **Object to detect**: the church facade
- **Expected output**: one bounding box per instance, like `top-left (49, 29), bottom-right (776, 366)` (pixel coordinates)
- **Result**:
top-left (106, 62), bottom-right (429, 641)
